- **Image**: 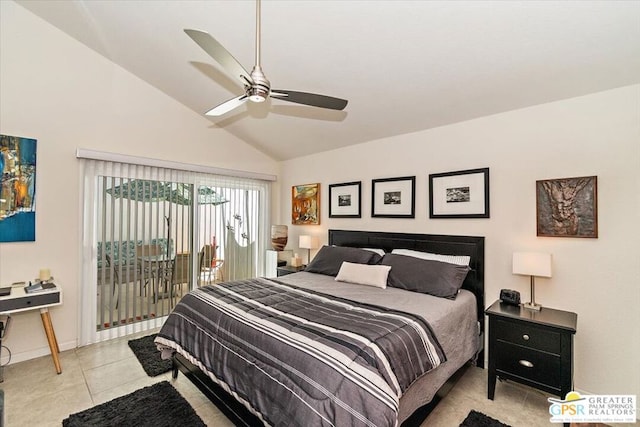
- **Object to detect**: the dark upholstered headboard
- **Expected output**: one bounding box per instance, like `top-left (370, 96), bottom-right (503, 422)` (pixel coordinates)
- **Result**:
top-left (328, 229), bottom-right (485, 334)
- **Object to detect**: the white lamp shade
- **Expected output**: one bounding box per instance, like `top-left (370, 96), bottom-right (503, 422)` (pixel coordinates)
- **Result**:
top-left (512, 252), bottom-right (552, 277)
top-left (299, 235), bottom-right (320, 250)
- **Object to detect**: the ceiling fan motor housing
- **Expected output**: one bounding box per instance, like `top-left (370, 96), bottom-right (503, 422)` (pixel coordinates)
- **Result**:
top-left (248, 65), bottom-right (270, 102)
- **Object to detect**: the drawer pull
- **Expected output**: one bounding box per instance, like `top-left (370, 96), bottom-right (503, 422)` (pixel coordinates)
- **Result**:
top-left (522, 334), bottom-right (530, 341)
top-left (519, 359), bottom-right (534, 368)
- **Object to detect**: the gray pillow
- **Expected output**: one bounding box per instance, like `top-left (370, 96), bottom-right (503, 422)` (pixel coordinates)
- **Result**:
top-left (381, 253), bottom-right (470, 298)
top-left (305, 245), bottom-right (377, 276)
top-left (345, 247), bottom-right (383, 264)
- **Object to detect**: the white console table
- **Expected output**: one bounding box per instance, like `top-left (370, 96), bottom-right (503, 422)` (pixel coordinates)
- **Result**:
top-left (0, 285), bottom-right (63, 378)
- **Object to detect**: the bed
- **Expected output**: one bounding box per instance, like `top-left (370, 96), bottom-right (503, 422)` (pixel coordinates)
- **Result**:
top-left (156, 230), bottom-right (485, 426)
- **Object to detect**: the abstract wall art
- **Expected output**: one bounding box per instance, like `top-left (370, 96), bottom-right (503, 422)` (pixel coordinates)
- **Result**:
top-left (0, 134), bottom-right (37, 242)
top-left (292, 183), bottom-right (320, 225)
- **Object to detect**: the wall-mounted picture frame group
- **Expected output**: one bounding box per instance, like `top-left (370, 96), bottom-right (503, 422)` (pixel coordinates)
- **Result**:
top-left (536, 175), bottom-right (597, 238)
top-left (372, 176), bottom-right (415, 218)
top-left (329, 181), bottom-right (361, 218)
top-left (292, 183), bottom-right (320, 225)
top-left (429, 168), bottom-right (490, 218)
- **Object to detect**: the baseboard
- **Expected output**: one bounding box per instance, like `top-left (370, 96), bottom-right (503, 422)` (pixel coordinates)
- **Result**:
top-left (0, 339), bottom-right (76, 366)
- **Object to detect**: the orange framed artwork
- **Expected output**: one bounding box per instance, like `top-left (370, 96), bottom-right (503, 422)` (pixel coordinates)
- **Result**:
top-left (292, 183), bottom-right (320, 225)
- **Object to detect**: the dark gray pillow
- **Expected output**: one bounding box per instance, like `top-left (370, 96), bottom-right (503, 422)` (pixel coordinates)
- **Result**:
top-left (380, 253), bottom-right (470, 299)
top-left (305, 245), bottom-right (377, 276)
top-left (349, 247), bottom-right (383, 265)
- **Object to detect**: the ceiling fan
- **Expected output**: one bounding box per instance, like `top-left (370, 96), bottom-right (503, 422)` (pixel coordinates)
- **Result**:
top-left (185, 0), bottom-right (348, 117)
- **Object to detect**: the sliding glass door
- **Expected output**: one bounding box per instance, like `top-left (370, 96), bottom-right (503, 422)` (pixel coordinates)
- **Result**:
top-left (96, 177), bottom-right (195, 331)
top-left (80, 160), bottom-right (270, 345)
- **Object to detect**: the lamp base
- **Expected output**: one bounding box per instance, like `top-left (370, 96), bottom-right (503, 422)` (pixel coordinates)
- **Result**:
top-left (523, 302), bottom-right (542, 311)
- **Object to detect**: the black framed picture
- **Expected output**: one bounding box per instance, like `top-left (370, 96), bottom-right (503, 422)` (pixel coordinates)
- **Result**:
top-left (429, 168), bottom-right (490, 218)
top-left (329, 181), bottom-right (361, 218)
top-left (372, 176), bottom-right (415, 218)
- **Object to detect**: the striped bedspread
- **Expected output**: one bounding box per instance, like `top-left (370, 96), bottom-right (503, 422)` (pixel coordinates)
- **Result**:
top-left (156, 277), bottom-right (446, 427)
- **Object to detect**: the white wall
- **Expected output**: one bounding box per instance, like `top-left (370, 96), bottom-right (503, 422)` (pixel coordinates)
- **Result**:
top-left (279, 85), bottom-right (640, 399)
top-left (0, 2), bottom-right (278, 362)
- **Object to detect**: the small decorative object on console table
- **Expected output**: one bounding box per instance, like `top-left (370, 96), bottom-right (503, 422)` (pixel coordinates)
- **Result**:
top-left (486, 300), bottom-right (577, 403)
top-left (39, 268), bottom-right (52, 282)
top-left (270, 225), bottom-right (288, 251)
top-left (512, 252), bottom-right (552, 311)
top-left (299, 235), bottom-right (319, 264)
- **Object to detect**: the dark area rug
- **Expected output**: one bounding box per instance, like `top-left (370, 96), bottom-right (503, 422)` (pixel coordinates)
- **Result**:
top-left (127, 333), bottom-right (172, 377)
top-left (460, 410), bottom-right (511, 427)
top-left (62, 381), bottom-right (206, 427)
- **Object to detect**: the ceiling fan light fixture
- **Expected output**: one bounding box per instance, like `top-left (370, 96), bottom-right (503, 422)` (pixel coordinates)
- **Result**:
top-left (248, 85), bottom-right (269, 103)
top-left (249, 94), bottom-right (266, 103)
top-left (248, 66), bottom-right (270, 102)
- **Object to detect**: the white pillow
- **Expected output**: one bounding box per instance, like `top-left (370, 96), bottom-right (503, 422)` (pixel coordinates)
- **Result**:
top-left (335, 262), bottom-right (391, 289)
top-left (391, 248), bottom-right (471, 266)
top-left (362, 248), bottom-right (385, 257)
top-left (333, 245), bottom-right (385, 257)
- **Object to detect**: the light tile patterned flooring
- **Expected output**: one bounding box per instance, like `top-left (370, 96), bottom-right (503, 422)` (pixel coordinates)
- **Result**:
top-left (1, 330), bottom-right (569, 426)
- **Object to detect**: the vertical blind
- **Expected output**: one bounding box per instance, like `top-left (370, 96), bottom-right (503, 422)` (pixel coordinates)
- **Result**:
top-left (80, 158), bottom-right (271, 345)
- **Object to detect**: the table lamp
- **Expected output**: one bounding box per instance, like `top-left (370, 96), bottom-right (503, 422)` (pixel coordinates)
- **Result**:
top-left (299, 235), bottom-right (320, 265)
top-left (512, 252), bottom-right (552, 311)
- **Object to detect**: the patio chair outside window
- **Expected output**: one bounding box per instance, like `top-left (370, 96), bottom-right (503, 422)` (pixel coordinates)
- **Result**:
top-left (137, 244), bottom-right (164, 296)
top-left (170, 252), bottom-right (191, 308)
top-left (198, 244), bottom-right (224, 285)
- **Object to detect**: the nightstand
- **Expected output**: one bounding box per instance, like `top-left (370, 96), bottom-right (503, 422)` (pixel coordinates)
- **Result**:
top-left (276, 265), bottom-right (306, 277)
top-left (486, 300), bottom-right (577, 401)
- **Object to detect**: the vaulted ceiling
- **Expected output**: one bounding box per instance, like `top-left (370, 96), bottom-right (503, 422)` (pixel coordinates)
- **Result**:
top-left (16, 1), bottom-right (640, 160)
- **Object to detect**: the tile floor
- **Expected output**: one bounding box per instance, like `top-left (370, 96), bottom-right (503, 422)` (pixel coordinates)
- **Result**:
top-left (0, 332), bottom-right (582, 426)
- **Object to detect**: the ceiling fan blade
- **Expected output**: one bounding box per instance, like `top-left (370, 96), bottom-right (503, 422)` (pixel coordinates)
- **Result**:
top-left (185, 29), bottom-right (253, 86)
top-left (205, 95), bottom-right (249, 116)
top-left (271, 90), bottom-right (348, 111)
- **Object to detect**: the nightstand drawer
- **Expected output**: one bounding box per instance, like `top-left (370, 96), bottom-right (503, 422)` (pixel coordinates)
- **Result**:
top-left (496, 341), bottom-right (561, 388)
top-left (494, 318), bottom-right (560, 354)
top-left (0, 290), bottom-right (60, 312)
